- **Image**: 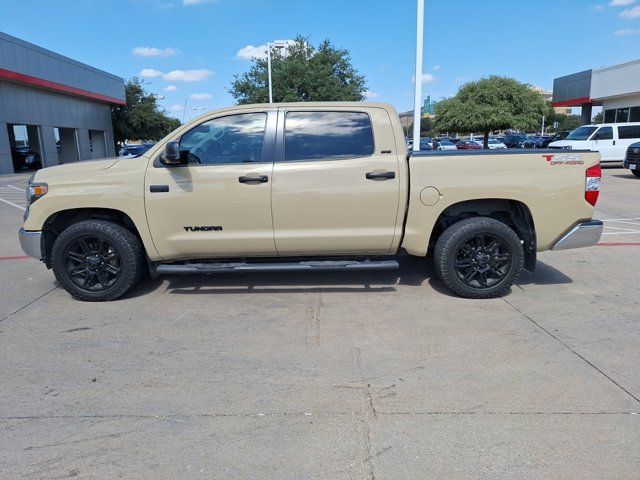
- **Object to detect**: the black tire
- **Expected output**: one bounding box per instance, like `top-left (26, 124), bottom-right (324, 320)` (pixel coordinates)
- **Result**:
top-left (434, 217), bottom-right (524, 299)
top-left (51, 220), bottom-right (144, 301)
top-left (632, 169), bottom-right (640, 178)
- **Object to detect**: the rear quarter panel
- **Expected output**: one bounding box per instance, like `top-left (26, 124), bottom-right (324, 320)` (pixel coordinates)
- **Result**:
top-left (402, 150), bottom-right (600, 256)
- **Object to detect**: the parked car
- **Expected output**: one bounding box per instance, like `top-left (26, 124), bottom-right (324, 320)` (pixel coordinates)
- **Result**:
top-left (119, 143), bottom-right (155, 158)
top-left (419, 139), bottom-right (433, 151)
top-left (541, 131), bottom-right (571, 148)
top-left (11, 146), bottom-right (41, 171)
top-left (549, 123), bottom-right (640, 164)
top-left (486, 138), bottom-right (507, 150)
top-left (19, 102), bottom-right (603, 301)
top-left (434, 139), bottom-right (457, 151)
top-left (503, 134), bottom-right (529, 149)
top-left (455, 140), bottom-right (482, 150)
top-left (526, 136), bottom-right (551, 148)
top-left (623, 142), bottom-right (640, 178)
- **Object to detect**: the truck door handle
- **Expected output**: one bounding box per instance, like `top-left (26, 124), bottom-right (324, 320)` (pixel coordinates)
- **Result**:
top-left (366, 171), bottom-right (395, 180)
top-left (238, 175), bottom-right (268, 184)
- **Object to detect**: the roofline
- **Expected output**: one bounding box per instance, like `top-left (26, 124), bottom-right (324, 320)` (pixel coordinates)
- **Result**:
top-left (0, 67), bottom-right (127, 105)
top-left (0, 31), bottom-right (124, 83)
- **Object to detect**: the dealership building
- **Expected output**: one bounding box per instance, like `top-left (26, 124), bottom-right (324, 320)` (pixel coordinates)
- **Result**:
top-left (553, 59), bottom-right (640, 125)
top-left (0, 32), bottom-right (125, 174)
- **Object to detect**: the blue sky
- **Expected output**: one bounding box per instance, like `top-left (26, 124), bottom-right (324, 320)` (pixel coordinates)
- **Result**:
top-left (1, 0), bottom-right (640, 121)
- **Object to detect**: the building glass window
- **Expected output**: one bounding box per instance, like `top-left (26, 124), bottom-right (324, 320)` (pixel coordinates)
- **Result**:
top-left (604, 109), bottom-right (616, 123)
top-left (630, 107), bottom-right (640, 123)
top-left (284, 111), bottom-right (374, 162)
top-left (616, 108), bottom-right (630, 123)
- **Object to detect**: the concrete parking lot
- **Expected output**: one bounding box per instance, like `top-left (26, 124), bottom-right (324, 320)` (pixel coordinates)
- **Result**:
top-left (0, 168), bottom-right (638, 479)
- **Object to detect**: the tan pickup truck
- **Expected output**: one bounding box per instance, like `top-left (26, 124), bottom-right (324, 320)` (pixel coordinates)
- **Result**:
top-left (19, 102), bottom-right (603, 301)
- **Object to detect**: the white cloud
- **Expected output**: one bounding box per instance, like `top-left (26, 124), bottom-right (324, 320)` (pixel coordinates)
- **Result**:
top-left (615, 28), bottom-right (640, 34)
top-left (163, 85), bottom-right (178, 91)
top-left (163, 69), bottom-right (213, 82)
top-left (620, 5), bottom-right (640, 16)
top-left (132, 46), bottom-right (180, 57)
top-left (190, 93), bottom-right (213, 100)
top-left (421, 73), bottom-right (436, 84)
top-left (183, 0), bottom-right (218, 5)
top-left (365, 91), bottom-right (380, 99)
top-left (139, 68), bottom-right (163, 78)
top-left (236, 40), bottom-right (295, 61)
top-left (169, 104), bottom-right (184, 112)
top-left (432, 65), bottom-right (442, 71)
top-left (237, 44), bottom-right (269, 60)
top-left (610, 0), bottom-right (635, 6)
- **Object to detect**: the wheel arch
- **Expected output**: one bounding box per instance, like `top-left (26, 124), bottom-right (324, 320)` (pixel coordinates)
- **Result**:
top-left (41, 208), bottom-right (147, 268)
top-left (427, 198), bottom-right (537, 272)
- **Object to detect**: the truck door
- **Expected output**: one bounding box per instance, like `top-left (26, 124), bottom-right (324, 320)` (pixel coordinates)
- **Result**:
top-left (144, 110), bottom-right (277, 259)
top-left (271, 107), bottom-right (402, 255)
top-left (590, 126), bottom-right (616, 162)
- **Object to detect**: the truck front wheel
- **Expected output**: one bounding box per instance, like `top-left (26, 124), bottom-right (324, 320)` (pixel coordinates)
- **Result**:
top-left (51, 220), bottom-right (144, 302)
top-left (632, 169), bottom-right (640, 178)
top-left (434, 217), bottom-right (524, 299)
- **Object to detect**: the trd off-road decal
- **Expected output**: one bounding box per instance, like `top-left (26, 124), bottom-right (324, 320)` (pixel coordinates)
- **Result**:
top-left (183, 226), bottom-right (224, 232)
top-left (542, 154), bottom-right (584, 166)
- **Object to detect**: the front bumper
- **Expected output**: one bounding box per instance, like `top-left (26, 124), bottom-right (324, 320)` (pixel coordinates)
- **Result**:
top-left (19, 228), bottom-right (42, 260)
top-left (551, 221), bottom-right (603, 251)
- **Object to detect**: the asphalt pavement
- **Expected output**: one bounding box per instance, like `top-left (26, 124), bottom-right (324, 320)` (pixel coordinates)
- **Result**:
top-left (0, 168), bottom-right (638, 479)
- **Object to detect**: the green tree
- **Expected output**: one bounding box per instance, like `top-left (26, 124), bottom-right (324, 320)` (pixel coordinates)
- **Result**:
top-left (229, 36), bottom-right (367, 104)
top-left (435, 76), bottom-right (548, 148)
top-left (592, 111), bottom-right (604, 124)
top-left (111, 78), bottom-right (180, 148)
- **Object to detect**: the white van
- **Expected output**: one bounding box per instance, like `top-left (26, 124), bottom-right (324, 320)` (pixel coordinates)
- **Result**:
top-left (548, 122), bottom-right (640, 164)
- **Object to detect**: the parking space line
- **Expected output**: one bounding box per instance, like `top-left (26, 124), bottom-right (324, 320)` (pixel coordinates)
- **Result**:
top-left (0, 185), bottom-right (27, 211)
top-left (0, 197), bottom-right (26, 211)
top-left (0, 256), bottom-right (30, 261)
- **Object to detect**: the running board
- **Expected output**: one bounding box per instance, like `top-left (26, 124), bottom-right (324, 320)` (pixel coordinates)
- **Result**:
top-left (155, 259), bottom-right (399, 275)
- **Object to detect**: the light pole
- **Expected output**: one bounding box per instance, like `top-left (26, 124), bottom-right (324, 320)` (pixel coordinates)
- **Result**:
top-left (412, 0), bottom-right (425, 152)
top-left (267, 41), bottom-right (287, 103)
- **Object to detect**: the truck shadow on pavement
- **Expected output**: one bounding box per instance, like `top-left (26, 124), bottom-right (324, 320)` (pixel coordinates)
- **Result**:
top-left (127, 256), bottom-right (572, 299)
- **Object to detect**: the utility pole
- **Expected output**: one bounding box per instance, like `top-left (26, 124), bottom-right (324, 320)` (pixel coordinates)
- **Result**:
top-left (412, 0), bottom-right (425, 152)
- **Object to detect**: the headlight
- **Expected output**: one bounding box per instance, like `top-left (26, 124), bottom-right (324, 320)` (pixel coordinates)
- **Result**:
top-left (27, 183), bottom-right (48, 204)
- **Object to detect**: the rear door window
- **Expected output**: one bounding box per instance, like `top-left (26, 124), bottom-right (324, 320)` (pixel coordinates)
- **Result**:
top-left (284, 111), bottom-right (374, 162)
top-left (618, 125), bottom-right (640, 140)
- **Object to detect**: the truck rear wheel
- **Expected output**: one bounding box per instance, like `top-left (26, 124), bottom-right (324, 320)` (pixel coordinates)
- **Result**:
top-left (51, 220), bottom-right (143, 302)
top-left (434, 217), bottom-right (524, 299)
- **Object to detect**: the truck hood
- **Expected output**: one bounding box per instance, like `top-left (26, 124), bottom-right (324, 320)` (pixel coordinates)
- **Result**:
top-left (33, 158), bottom-right (120, 182)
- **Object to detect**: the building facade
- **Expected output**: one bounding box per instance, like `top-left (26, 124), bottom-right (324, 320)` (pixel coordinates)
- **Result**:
top-left (553, 60), bottom-right (640, 125)
top-left (0, 32), bottom-right (125, 174)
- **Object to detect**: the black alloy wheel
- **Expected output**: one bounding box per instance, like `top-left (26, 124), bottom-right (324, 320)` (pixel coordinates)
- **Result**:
top-left (434, 217), bottom-right (524, 299)
top-left (452, 234), bottom-right (512, 289)
top-left (51, 220), bottom-right (143, 301)
top-left (63, 235), bottom-right (122, 292)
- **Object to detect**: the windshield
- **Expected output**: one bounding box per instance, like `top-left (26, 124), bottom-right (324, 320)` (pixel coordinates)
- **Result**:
top-left (566, 126), bottom-right (597, 141)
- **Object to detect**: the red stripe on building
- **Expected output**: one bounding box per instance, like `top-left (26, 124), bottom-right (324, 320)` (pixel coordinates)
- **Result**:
top-left (552, 97), bottom-right (592, 108)
top-left (0, 67), bottom-right (126, 106)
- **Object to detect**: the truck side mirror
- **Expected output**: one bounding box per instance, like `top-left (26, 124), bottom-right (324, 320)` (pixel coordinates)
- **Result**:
top-left (160, 141), bottom-right (182, 166)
